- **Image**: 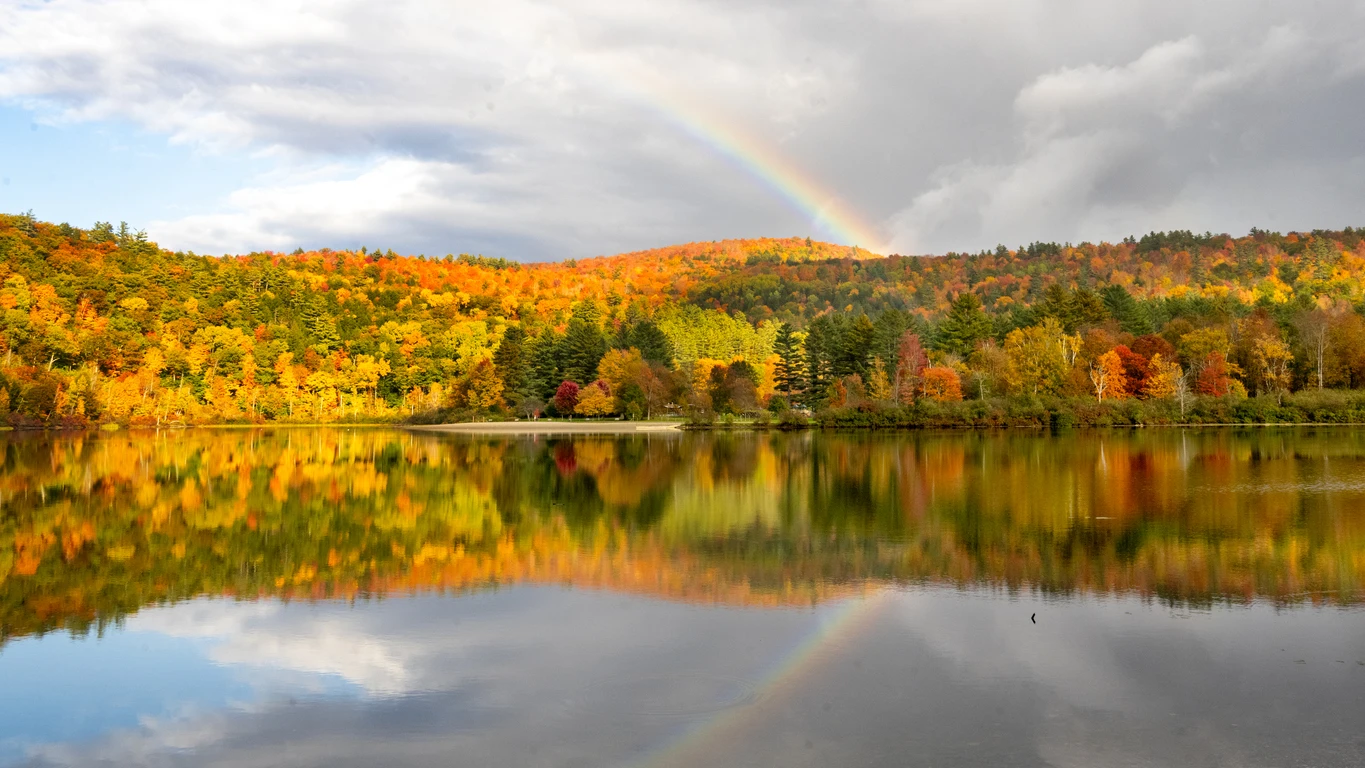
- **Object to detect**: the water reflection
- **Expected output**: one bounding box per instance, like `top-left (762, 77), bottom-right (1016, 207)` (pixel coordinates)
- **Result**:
top-left (3, 428), bottom-right (1364, 643)
top-left (1, 428), bottom-right (1364, 766)
top-left (3, 589), bottom-right (1363, 767)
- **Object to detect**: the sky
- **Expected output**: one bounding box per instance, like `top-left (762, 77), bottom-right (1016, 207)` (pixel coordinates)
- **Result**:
top-left (1, 0), bottom-right (1363, 260)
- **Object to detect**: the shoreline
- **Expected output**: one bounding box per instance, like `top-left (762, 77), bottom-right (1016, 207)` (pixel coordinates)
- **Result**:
top-left (406, 420), bottom-right (685, 435)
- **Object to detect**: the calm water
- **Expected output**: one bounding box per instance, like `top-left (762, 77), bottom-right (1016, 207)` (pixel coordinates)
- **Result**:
top-left (1, 428), bottom-right (1363, 767)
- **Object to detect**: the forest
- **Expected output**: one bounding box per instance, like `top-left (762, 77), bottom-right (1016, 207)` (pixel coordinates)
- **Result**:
top-left (2, 210), bottom-right (1365, 427)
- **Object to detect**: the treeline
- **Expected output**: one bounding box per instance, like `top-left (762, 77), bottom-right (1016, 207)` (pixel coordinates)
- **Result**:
top-left (2, 211), bottom-right (1365, 426)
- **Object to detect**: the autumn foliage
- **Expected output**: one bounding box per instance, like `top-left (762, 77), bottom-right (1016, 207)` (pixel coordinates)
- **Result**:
top-left (3, 212), bottom-right (1365, 427)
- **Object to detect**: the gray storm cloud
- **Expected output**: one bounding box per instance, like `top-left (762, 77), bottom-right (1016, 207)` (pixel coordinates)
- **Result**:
top-left (1, 0), bottom-right (1362, 258)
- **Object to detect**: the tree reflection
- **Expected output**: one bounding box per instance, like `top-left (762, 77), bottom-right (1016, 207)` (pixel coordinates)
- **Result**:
top-left (3, 428), bottom-right (1364, 644)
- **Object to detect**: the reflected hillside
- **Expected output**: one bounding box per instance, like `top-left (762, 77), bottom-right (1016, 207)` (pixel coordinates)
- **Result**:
top-left (3, 428), bottom-right (1365, 642)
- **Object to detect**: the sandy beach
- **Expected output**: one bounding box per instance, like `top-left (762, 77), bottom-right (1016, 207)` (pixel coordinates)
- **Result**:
top-left (407, 420), bottom-right (684, 435)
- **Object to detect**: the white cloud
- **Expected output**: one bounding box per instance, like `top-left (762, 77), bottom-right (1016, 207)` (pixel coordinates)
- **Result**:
top-left (130, 600), bottom-right (419, 694)
top-left (3, 0), bottom-right (1364, 257)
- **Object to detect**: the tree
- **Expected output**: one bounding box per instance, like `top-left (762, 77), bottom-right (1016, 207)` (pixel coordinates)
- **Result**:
top-left (1146, 353), bottom-right (1190, 416)
top-left (1113, 346), bottom-right (1151, 397)
top-left (493, 324), bottom-right (527, 404)
top-left (623, 319), bottom-right (674, 366)
top-left (967, 340), bottom-right (1010, 400)
top-left (575, 380), bottom-right (614, 417)
top-left (597, 348), bottom-right (645, 398)
top-left (867, 357), bottom-right (893, 403)
top-left (1295, 307), bottom-right (1333, 390)
top-left (1196, 352), bottom-right (1234, 396)
top-left (552, 381), bottom-right (580, 415)
top-left (1100, 284), bottom-right (1151, 335)
top-left (1252, 337), bottom-right (1293, 404)
top-left (1003, 321), bottom-right (1067, 395)
top-left (461, 359), bottom-right (505, 409)
top-left (723, 361), bottom-right (761, 414)
top-left (894, 331), bottom-right (927, 403)
top-left (707, 363), bottom-right (731, 413)
top-left (1179, 328), bottom-right (1229, 380)
top-left (920, 367), bottom-right (963, 402)
top-left (562, 316), bottom-right (606, 385)
top-left (803, 316), bottom-right (835, 405)
top-left (1088, 350), bottom-right (1127, 402)
top-left (773, 323), bottom-right (807, 398)
top-left (835, 314), bottom-right (876, 377)
top-left (936, 293), bottom-right (992, 357)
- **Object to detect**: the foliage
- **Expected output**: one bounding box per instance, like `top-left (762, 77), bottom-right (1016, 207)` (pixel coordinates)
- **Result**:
top-left (4, 214), bottom-right (1365, 426)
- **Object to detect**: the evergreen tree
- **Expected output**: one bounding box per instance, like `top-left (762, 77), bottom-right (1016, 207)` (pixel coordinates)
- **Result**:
top-left (871, 309), bottom-right (912, 365)
top-left (1100, 284), bottom-right (1151, 335)
top-left (626, 319), bottom-right (673, 366)
top-left (493, 325), bottom-right (527, 404)
top-left (528, 331), bottom-right (566, 399)
top-left (835, 314), bottom-right (875, 377)
top-left (562, 317), bottom-right (606, 385)
top-left (804, 316), bottom-right (836, 405)
top-left (936, 293), bottom-right (992, 356)
top-left (773, 323), bottom-right (807, 397)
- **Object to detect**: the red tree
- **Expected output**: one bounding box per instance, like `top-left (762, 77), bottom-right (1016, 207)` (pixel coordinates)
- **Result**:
top-left (1113, 345), bottom-right (1152, 396)
top-left (1196, 352), bottom-right (1233, 396)
top-left (552, 380), bottom-right (580, 414)
top-left (895, 331), bottom-right (928, 403)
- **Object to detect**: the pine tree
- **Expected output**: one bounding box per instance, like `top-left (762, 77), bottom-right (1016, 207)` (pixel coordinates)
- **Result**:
top-left (936, 293), bottom-right (992, 356)
top-left (562, 317), bottom-right (606, 385)
top-left (626, 320), bottom-right (674, 366)
top-left (528, 331), bottom-right (566, 399)
top-left (1099, 284), bottom-right (1150, 335)
top-left (804, 316), bottom-right (835, 406)
top-left (773, 323), bottom-right (807, 397)
top-left (493, 325), bottom-right (527, 404)
top-left (835, 314), bottom-right (875, 377)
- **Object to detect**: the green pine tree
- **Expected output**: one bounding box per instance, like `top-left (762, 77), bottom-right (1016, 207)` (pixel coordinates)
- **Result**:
top-left (493, 325), bottom-right (528, 404)
top-left (773, 323), bottom-right (807, 397)
top-left (935, 293), bottom-right (992, 356)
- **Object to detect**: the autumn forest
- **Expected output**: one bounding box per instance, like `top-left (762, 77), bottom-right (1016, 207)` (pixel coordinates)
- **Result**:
top-left (3, 211), bottom-right (1365, 427)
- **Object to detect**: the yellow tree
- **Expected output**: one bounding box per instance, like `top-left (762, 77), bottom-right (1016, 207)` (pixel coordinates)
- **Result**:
top-left (597, 348), bottom-right (645, 397)
top-left (462, 359), bottom-right (505, 410)
top-left (275, 352), bottom-right (299, 418)
top-left (1145, 353), bottom-right (1191, 416)
top-left (576, 380), bottom-right (614, 417)
top-left (350, 354), bottom-right (392, 414)
top-left (1004, 321), bottom-right (1067, 395)
top-left (1252, 337), bottom-right (1293, 403)
top-left (867, 357), bottom-right (893, 403)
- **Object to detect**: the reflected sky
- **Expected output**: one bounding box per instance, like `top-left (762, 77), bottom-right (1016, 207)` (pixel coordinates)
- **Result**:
top-left (3, 587), bottom-right (1363, 767)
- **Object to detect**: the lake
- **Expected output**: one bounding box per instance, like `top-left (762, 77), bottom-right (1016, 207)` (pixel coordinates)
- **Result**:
top-left (1, 427), bottom-right (1363, 767)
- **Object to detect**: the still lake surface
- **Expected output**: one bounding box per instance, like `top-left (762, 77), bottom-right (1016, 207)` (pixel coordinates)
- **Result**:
top-left (1, 427), bottom-right (1363, 767)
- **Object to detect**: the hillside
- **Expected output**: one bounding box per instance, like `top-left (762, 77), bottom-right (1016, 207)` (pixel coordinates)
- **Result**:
top-left (1, 211), bottom-right (1364, 426)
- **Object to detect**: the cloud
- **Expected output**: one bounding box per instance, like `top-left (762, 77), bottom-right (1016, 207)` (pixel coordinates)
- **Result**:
top-left (25, 590), bottom-right (828, 767)
top-left (2, 0), bottom-right (1364, 257)
top-left (888, 21), bottom-right (1365, 253)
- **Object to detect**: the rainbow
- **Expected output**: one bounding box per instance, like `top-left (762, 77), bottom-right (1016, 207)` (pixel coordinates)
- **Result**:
top-left (648, 90), bottom-right (885, 253)
top-left (573, 53), bottom-right (886, 253)
top-left (628, 590), bottom-right (887, 768)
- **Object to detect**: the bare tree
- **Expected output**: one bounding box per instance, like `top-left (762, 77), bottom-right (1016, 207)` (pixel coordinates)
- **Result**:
top-left (1174, 369), bottom-right (1192, 418)
top-left (1295, 307), bottom-right (1333, 390)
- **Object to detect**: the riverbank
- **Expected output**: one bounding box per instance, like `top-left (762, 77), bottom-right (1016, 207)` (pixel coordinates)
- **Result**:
top-left (408, 420), bottom-right (685, 435)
